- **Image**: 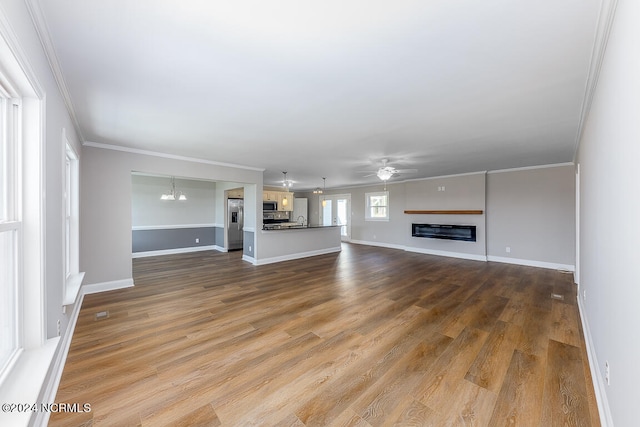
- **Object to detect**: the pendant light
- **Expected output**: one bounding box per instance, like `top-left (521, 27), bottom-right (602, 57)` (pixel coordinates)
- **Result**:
top-left (321, 177), bottom-right (327, 208)
top-left (282, 171), bottom-right (292, 189)
top-left (281, 171), bottom-right (291, 207)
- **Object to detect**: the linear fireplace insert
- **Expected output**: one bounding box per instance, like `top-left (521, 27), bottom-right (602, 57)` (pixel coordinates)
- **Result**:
top-left (411, 223), bottom-right (476, 242)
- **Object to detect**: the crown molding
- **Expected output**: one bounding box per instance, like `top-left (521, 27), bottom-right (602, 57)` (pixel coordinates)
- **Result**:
top-left (83, 141), bottom-right (265, 171)
top-left (486, 162), bottom-right (574, 174)
top-left (0, 2), bottom-right (44, 97)
top-left (573, 0), bottom-right (619, 160)
top-left (24, 0), bottom-right (85, 141)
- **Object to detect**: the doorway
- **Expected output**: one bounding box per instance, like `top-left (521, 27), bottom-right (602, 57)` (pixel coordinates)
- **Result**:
top-left (319, 194), bottom-right (351, 241)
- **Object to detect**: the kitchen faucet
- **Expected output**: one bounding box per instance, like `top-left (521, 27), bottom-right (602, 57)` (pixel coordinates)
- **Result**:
top-left (297, 215), bottom-right (306, 225)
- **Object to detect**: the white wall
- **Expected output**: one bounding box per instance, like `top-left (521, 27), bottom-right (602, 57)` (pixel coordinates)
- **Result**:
top-left (576, 0), bottom-right (640, 424)
top-left (131, 175), bottom-right (216, 227)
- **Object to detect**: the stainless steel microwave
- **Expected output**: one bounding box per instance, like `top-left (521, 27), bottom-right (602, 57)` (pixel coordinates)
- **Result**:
top-left (263, 201), bottom-right (277, 211)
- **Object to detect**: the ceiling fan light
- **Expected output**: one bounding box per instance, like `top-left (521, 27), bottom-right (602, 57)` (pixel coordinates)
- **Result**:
top-left (377, 169), bottom-right (394, 181)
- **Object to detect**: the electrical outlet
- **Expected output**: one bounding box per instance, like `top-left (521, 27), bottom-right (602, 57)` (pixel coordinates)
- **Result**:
top-left (583, 289), bottom-right (586, 301)
top-left (506, 246), bottom-right (511, 253)
top-left (605, 361), bottom-right (610, 385)
top-left (195, 238), bottom-right (199, 243)
top-left (56, 319), bottom-right (61, 336)
top-left (249, 245), bottom-right (252, 252)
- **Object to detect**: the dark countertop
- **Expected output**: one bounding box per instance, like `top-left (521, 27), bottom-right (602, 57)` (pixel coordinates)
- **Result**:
top-left (262, 223), bottom-right (341, 231)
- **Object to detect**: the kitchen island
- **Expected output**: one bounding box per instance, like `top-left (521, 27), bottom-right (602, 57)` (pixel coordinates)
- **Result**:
top-left (256, 224), bottom-right (342, 265)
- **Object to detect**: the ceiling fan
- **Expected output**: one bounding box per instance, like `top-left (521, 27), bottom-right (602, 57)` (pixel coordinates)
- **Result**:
top-left (360, 159), bottom-right (418, 182)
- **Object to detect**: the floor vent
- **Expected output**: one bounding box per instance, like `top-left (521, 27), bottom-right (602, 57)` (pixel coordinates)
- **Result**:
top-left (550, 293), bottom-right (564, 301)
top-left (95, 310), bottom-right (109, 320)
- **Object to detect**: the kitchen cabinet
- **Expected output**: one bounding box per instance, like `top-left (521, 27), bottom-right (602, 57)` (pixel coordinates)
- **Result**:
top-left (262, 190), bottom-right (294, 211)
top-left (227, 188), bottom-right (244, 198)
top-left (279, 192), bottom-right (294, 211)
top-left (263, 191), bottom-right (278, 201)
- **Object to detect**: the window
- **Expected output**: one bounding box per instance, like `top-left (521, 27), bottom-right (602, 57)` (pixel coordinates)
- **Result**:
top-left (0, 21), bottom-right (45, 396)
top-left (0, 90), bottom-right (21, 381)
top-left (64, 136), bottom-right (79, 280)
top-left (62, 132), bottom-right (83, 306)
top-left (365, 191), bottom-right (389, 221)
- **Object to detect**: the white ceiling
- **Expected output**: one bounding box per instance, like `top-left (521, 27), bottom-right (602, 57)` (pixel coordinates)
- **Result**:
top-left (33, 0), bottom-right (601, 190)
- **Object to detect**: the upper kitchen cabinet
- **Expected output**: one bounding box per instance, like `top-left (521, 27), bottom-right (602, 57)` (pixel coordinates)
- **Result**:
top-left (263, 191), bottom-right (278, 201)
top-left (262, 190), bottom-right (293, 211)
top-left (279, 192), bottom-right (294, 211)
top-left (227, 188), bottom-right (244, 198)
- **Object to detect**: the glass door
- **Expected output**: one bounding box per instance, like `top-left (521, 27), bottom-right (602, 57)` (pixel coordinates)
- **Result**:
top-left (320, 194), bottom-right (351, 241)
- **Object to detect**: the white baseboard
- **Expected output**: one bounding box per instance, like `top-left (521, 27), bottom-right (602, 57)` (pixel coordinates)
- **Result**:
top-left (487, 255), bottom-right (575, 272)
top-left (255, 246), bottom-right (341, 265)
top-left (350, 240), bottom-right (488, 262)
top-left (242, 254), bottom-right (256, 264)
top-left (132, 245), bottom-right (222, 258)
top-left (83, 278), bottom-right (134, 295)
top-left (350, 239), bottom-right (406, 251)
top-left (577, 295), bottom-right (613, 426)
top-left (34, 292), bottom-right (85, 427)
top-left (405, 246), bottom-right (488, 262)
top-left (132, 223), bottom-right (216, 231)
top-left (350, 240), bottom-right (577, 269)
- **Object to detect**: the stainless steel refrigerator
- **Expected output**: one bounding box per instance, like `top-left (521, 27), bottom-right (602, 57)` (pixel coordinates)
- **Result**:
top-left (227, 198), bottom-right (244, 251)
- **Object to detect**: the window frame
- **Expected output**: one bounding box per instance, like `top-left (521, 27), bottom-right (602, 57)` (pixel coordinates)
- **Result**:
top-left (0, 15), bottom-right (47, 402)
top-left (0, 90), bottom-right (22, 384)
top-left (62, 132), bottom-right (83, 306)
top-left (365, 191), bottom-right (390, 221)
top-left (63, 133), bottom-right (79, 281)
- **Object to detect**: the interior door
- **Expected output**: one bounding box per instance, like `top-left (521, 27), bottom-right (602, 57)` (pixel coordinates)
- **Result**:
top-left (320, 194), bottom-right (351, 241)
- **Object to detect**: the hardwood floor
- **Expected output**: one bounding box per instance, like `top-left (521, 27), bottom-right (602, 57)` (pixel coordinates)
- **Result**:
top-left (50, 244), bottom-right (599, 426)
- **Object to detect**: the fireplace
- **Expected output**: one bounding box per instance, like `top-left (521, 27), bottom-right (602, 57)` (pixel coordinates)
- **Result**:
top-left (412, 223), bottom-right (476, 242)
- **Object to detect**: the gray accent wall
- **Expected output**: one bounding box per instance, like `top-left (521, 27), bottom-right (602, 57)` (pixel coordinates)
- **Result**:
top-left (310, 167), bottom-right (574, 266)
top-left (486, 165), bottom-right (575, 265)
top-left (215, 226), bottom-right (225, 248)
top-left (132, 227), bottom-right (216, 253)
top-left (243, 231), bottom-right (255, 257)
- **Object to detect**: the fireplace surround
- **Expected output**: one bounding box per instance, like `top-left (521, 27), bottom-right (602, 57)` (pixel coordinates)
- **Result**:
top-left (411, 223), bottom-right (477, 242)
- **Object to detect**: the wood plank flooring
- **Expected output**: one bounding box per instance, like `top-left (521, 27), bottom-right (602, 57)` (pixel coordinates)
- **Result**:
top-left (49, 243), bottom-right (599, 426)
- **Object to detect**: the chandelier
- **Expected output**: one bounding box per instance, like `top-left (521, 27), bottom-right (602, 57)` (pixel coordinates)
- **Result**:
top-left (160, 177), bottom-right (187, 201)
